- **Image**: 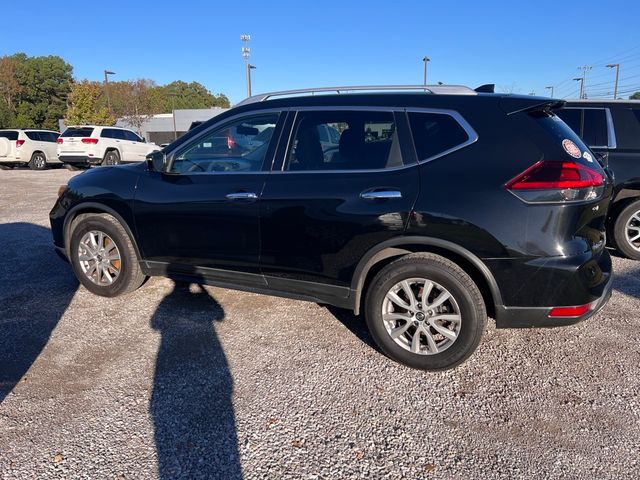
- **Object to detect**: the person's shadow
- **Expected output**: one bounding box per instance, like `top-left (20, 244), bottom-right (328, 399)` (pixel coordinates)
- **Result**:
top-left (0, 223), bottom-right (78, 403)
top-left (150, 281), bottom-right (241, 479)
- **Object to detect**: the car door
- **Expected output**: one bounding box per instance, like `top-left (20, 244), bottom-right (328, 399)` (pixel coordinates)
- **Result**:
top-left (123, 130), bottom-right (148, 161)
top-left (40, 131), bottom-right (59, 160)
top-left (134, 111), bottom-right (284, 285)
top-left (259, 108), bottom-right (420, 297)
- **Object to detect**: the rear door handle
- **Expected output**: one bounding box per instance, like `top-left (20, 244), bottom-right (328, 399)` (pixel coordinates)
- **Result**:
top-left (225, 192), bottom-right (258, 201)
top-left (360, 190), bottom-right (402, 200)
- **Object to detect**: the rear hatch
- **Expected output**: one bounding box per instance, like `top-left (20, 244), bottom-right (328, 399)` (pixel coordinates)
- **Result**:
top-left (0, 130), bottom-right (18, 159)
top-left (58, 127), bottom-right (95, 153)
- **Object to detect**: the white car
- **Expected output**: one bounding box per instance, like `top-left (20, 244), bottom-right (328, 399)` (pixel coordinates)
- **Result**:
top-left (57, 125), bottom-right (160, 168)
top-left (0, 129), bottom-right (61, 170)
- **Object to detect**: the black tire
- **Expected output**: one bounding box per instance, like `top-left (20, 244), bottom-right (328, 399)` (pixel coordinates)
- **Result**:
top-left (28, 152), bottom-right (47, 170)
top-left (102, 150), bottom-right (121, 166)
top-left (69, 213), bottom-right (146, 297)
top-left (364, 253), bottom-right (486, 371)
top-left (612, 199), bottom-right (640, 260)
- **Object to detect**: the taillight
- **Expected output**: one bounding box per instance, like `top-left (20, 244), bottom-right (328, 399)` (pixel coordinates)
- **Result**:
top-left (549, 303), bottom-right (592, 318)
top-left (505, 161), bottom-right (605, 203)
top-left (81, 138), bottom-right (98, 144)
top-left (57, 138), bottom-right (63, 144)
top-left (227, 135), bottom-right (235, 150)
top-left (16, 139), bottom-right (25, 147)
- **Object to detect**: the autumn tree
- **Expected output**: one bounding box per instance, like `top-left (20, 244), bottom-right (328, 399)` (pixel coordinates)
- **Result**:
top-left (0, 56), bottom-right (21, 126)
top-left (66, 80), bottom-right (113, 125)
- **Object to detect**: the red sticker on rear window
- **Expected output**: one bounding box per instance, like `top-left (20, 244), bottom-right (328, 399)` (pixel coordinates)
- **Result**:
top-left (562, 139), bottom-right (581, 159)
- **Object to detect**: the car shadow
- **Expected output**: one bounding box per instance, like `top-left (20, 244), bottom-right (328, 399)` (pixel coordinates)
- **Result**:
top-left (0, 223), bottom-right (79, 403)
top-left (612, 266), bottom-right (640, 299)
top-left (323, 305), bottom-right (380, 352)
top-left (149, 281), bottom-right (241, 480)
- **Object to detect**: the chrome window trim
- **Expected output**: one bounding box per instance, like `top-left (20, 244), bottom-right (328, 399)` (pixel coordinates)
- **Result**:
top-left (167, 108), bottom-right (287, 175)
top-left (560, 107), bottom-right (617, 149)
top-left (273, 106), bottom-right (477, 174)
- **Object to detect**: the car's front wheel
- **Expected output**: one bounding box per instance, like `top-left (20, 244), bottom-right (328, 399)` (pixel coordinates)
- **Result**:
top-left (69, 213), bottom-right (146, 297)
top-left (612, 199), bottom-right (640, 260)
top-left (365, 253), bottom-right (486, 370)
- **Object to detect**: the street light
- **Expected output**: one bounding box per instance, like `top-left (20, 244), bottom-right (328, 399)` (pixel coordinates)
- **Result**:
top-left (241, 34), bottom-right (255, 97)
top-left (606, 63), bottom-right (620, 99)
top-left (545, 85), bottom-right (554, 97)
top-left (573, 77), bottom-right (584, 99)
top-left (422, 56), bottom-right (430, 85)
top-left (104, 70), bottom-right (115, 115)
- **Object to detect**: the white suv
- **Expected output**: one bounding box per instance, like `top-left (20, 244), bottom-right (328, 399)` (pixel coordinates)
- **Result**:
top-left (57, 126), bottom-right (160, 168)
top-left (0, 129), bottom-right (61, 170)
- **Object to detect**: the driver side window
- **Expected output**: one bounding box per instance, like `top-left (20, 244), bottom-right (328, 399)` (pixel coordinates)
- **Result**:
top-left (169, 114), bottom-right (279, 174)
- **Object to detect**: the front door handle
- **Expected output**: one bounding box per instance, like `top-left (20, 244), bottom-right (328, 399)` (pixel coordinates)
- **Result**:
top-left (360, 190), bottom-right (402, 200)
top-left (225, 192), bottom-right (258, 201)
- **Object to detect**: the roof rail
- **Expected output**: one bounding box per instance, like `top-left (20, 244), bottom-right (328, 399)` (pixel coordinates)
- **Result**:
top-left (235, 85), bottom-right (477, 106)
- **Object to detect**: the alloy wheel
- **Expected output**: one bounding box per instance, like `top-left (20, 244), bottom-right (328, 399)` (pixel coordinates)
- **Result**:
top-left (625, 210), bottom-right (640, 252)
top-left (77, 230), bottom-right (122, 286)
top-left (381, 278), bottom-right (461, 355)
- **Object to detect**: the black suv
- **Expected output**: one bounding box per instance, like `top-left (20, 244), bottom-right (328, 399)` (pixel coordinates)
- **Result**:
top-left (557, 100), bottom-right (640, 259)
top-left (50, 86), bottom-right (613, 370)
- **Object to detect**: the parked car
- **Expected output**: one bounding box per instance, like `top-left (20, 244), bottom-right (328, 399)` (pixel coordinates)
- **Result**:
top-left (0, 129), bottom-right (60, 170)
top-left (56, 125), bottom-right (160, 168)
top-left (556, 100), bottom-right (640, 260)
top-left (50, 85), bottom-right (613, 370)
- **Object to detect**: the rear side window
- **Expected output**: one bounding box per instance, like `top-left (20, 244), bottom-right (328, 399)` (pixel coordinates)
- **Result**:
top-left (408, 112), bottom-right (470, 162)
top-left (62, 127), bottom-right (94, 137)
top-left (40, 132), bottom-right (59, 142)
top-left (0, 131), bottom-right (19, 140)
top-left (610, 108), bottom-right (640, 150)
top-left (124, 130), bottom-right (141, 142)
top-left (556, 109), bottom-right (581, 134)
top-left (582, 109), bottom-right (608, 147)
top-left (101, 129), bottom-right (115, 139)
top-left (285, 110), bottom-right (403, 171)
top-left (25, 131), bottom-right (40, 141)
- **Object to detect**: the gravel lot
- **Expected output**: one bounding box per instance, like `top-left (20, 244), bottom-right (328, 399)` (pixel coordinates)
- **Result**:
top-left (0, 168), bottom-right (639, 479)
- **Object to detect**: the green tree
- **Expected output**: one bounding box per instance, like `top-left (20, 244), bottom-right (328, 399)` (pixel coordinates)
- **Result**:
top-left (630, 91), bottom-right (640, 100)
top-left (8, 53), bottom-right (73, 130)
top-left (150, 80), bottom-right (230, 112)
top-left (66, 80), bottom-right (113, 125)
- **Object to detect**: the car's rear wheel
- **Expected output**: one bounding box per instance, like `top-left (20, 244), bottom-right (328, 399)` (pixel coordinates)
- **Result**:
top-left (29, 152), bottom-right (47, 170)
top-left (103, 150), bottom-right (121, 166)
top-left (613, 199), bottom-right (640, 260)
top-left (69, 213), bottom-right (146, 297)
top-left (364, 253), bottom-right (486, 370)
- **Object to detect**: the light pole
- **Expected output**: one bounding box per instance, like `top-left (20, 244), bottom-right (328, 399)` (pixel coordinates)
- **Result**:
top-left (545, 85), bottom-right (554, 97)
top-left (577, 65), bottom-right (592, 99)
top-left (422, 56), bottom-right (430, 85)
top-left (167, 92), bottom-right (178, 140)
top-left (241, 34), bottom-right (255, 97)
top-left (573, 77), bottom-right (584, 99)
top-left (606, 63), bottom-right (620, 99)
top-left (104, 70), bottom-right (115, 115)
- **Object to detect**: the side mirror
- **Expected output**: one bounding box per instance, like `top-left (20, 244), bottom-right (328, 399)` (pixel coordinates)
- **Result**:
top-left (146, 150), bottom-right (167, 172)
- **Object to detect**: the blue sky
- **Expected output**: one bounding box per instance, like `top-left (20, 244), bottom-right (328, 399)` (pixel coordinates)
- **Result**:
top-left (1, 0), bottom-right (639, 103)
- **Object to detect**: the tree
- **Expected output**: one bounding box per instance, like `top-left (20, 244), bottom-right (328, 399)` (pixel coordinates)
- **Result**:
top-left (9, 53), bottom-right (73, 130)
top-left (630, 91), bottom-right (640, 100)
top-left (109, 79), bottom-right (157, 134)
top-left (150, 80), bottom-right (230, 113)
top-left (0, 56), bottom-right (21, 126)
top-left (66, 80), bottom-right (113, 125)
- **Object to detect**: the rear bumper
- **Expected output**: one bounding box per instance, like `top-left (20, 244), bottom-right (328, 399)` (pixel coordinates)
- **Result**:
top-left (492, 249), bottom-right (613, 328)
top-left (58, 155), bottom-right (102, 165)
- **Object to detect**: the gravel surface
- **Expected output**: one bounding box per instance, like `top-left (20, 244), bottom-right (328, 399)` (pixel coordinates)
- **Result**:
top-left (0, 168), bottom-right (639, 479)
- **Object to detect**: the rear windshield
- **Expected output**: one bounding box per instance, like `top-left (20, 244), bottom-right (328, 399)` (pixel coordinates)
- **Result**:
top-left (0, 131), bottom-right (18, 140)
top-left (62, 127), bottom-right (94, 137)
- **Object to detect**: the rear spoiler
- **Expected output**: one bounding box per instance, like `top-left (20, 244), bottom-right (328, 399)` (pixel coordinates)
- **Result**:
top-left (502, 98), bottom-right (566, 116)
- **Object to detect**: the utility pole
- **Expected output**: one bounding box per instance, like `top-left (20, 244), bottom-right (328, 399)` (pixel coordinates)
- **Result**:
top-left (241, 34), bottom-right (255, 97)
top-left (422, 56), bottom-right (430, 85)
top-left (606, 63), bottom-right (620, 99)
top-left (104, 70), bottom-right (115, 115)
top-left (545, 85), bottom-right (554, 97)
top-left (577, 65), bottom-right (592, 99)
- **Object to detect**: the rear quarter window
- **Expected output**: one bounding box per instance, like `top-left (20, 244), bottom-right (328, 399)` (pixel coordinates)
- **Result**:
top-left (408, 112), bottom-right (470, 162)
top-left (611, 108), bottom-right (640, 150)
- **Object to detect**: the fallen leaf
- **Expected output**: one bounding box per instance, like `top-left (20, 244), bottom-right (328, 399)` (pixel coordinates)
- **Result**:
top-left (291, 439), bottom-right (304, 448)
top-left (266, 418), bottom-right (278, 428)
top-left (425, 464), bottom-right (436, 473)
top-left (53, 453), bottom-right (64, 464)
top-left (355, 449), bottom-right (365, 460)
